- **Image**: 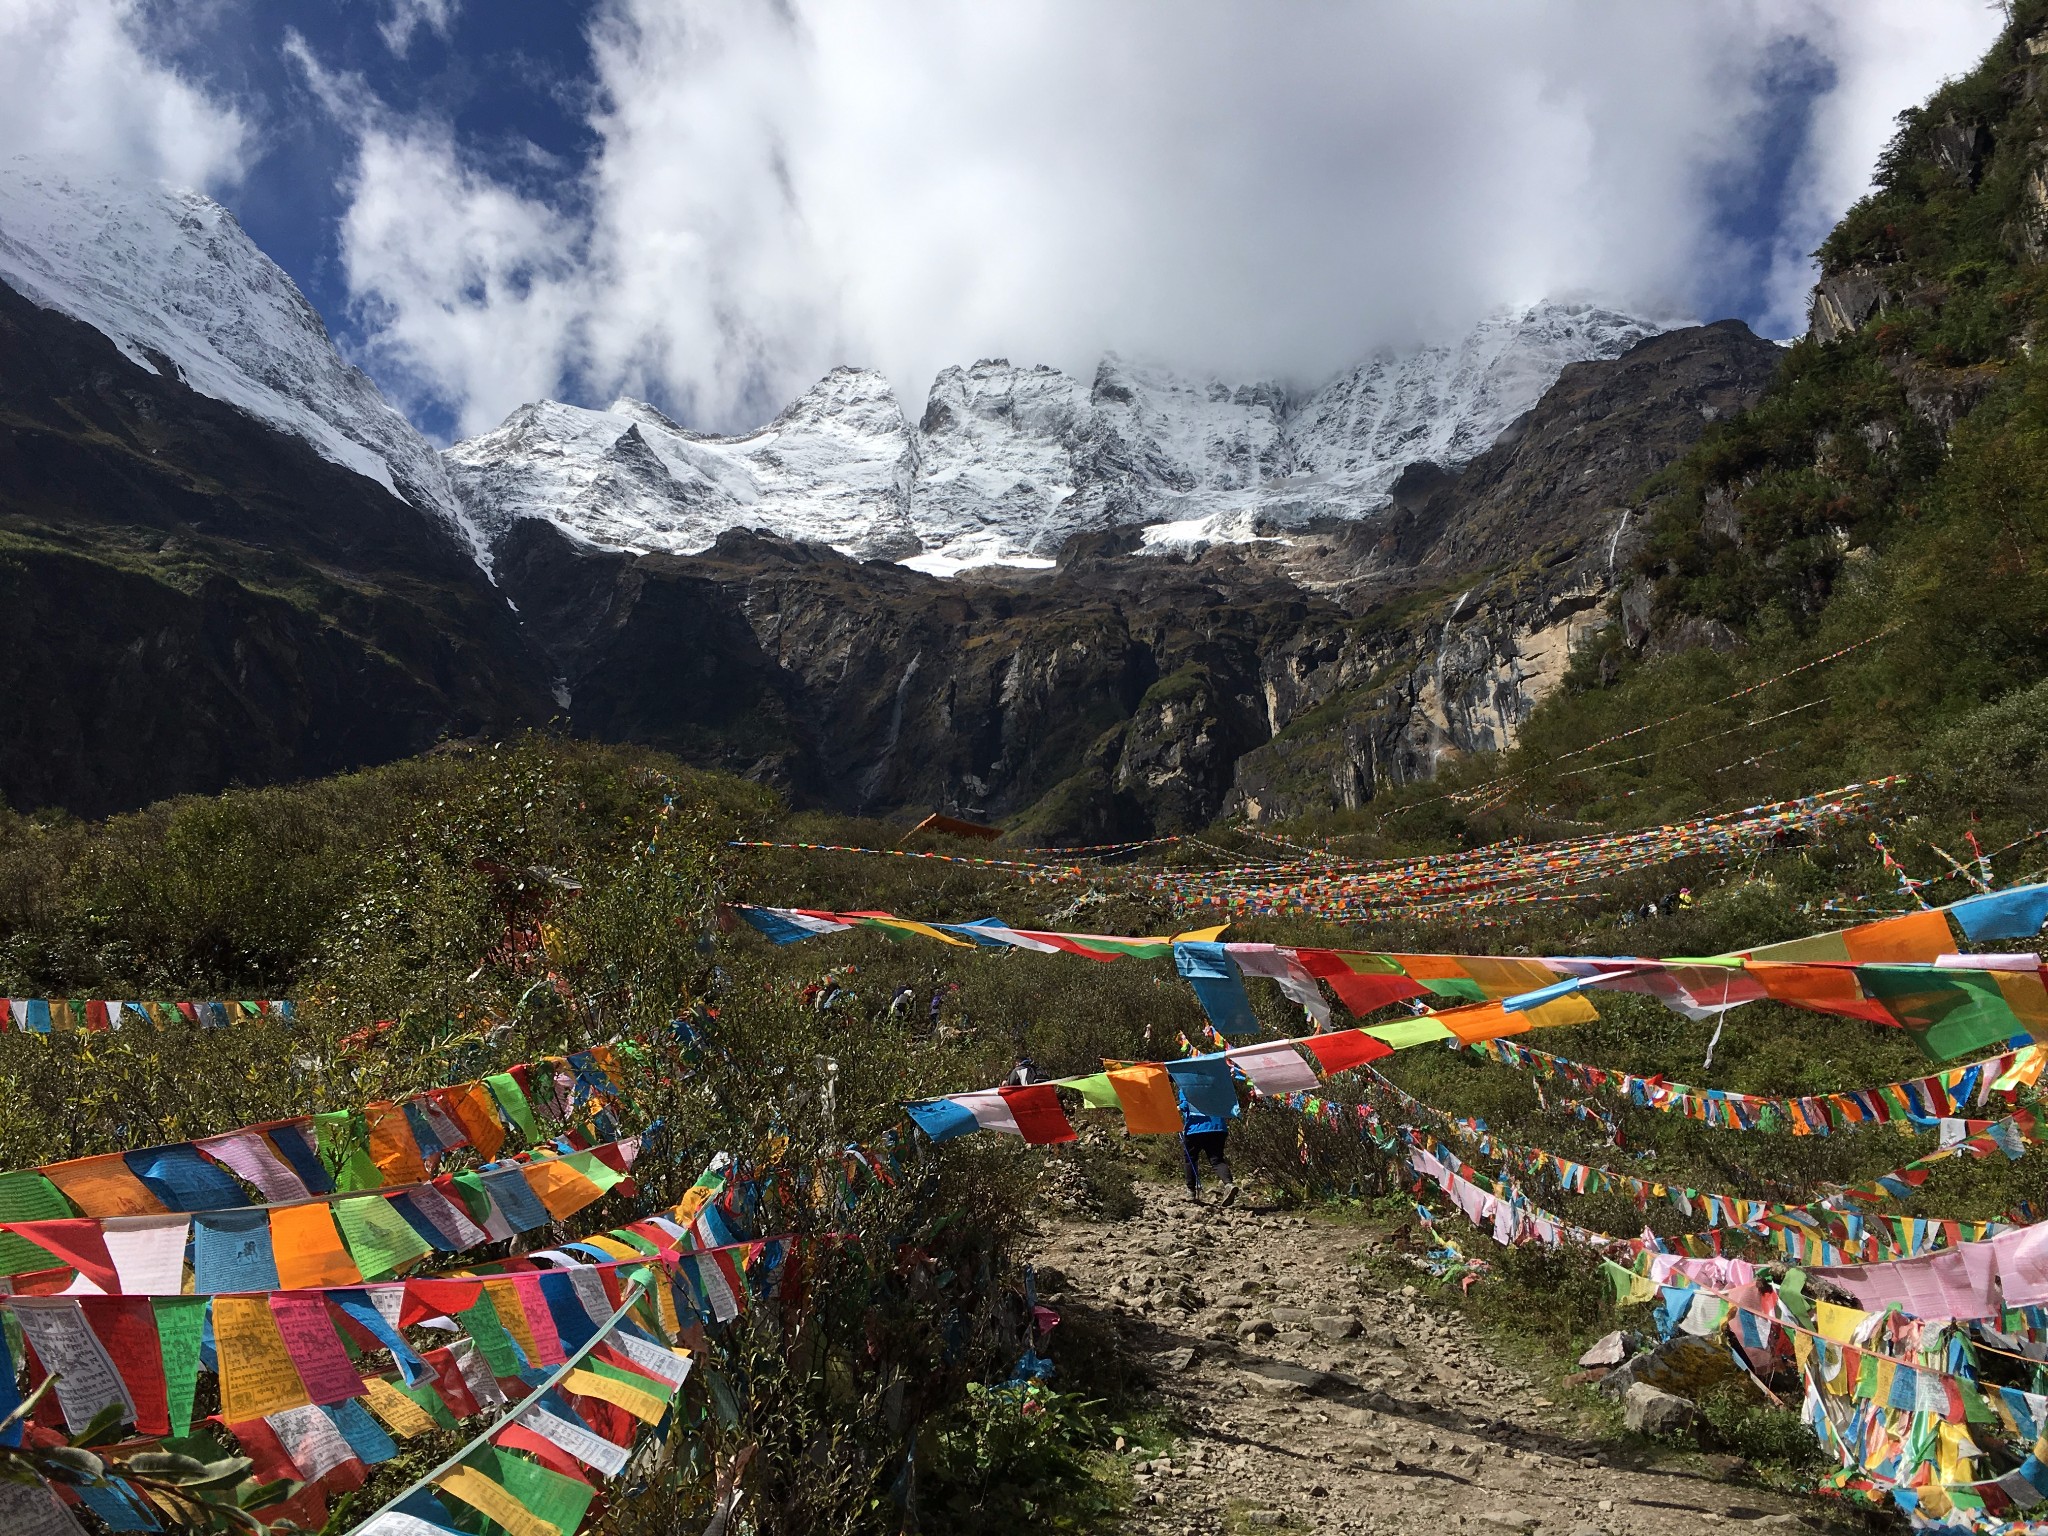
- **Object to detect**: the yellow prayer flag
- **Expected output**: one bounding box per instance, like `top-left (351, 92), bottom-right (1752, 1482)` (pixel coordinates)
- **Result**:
top-left (562, 1366), bottom-right (667, 1424)
top-left (483, 1278), bottom-right (546, 1366)
top-left (212, 1295), bottom-right (311, 1423)
top-left (363, 1376), bottom-right (440, 1438)
top-left (1815, 1301), bottom-right (1871, 1345)
top-left (437, 1466), bottom-right (560, 1536)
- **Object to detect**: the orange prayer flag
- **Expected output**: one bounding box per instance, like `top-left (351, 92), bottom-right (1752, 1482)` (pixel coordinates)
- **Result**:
top-left (268, 1203), bottom-right (364, 1289)
top-left (521, 1159), bottom-right (607, 1222)
top-left (41, 1155), bottom-right (166, 1217)
top-left (1843, 909), bottom-right (1958, 964)
top-left (364, 1102), bottom-right (429, 1185)
top-left (1992, 968), bottom-right (2048, 1036)
top-left (440, 1082), bottom-right (507, 1162)
top-left (1106, 1064), bottom-right (1183, 1136)
top-left (1749, 963), bottom-right (1895, 1024)
top-left (1440, 1003), bottom-right (1532, 1045)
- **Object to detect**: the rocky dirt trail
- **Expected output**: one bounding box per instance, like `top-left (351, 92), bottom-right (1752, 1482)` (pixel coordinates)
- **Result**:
top-left (1034, 1183), bottom-right (1853, 1536)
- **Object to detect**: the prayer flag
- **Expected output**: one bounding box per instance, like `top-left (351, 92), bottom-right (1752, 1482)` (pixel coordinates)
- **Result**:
top-left (41, 1155), bottom-right (166, 1217)
top-left (1224, 1041), bottom-right (1321, 1096)
top-left (192, 1209), bottom-right (279, 1293)
top-left (988, 1084), bottom-right (1070, 1144)
top-left (1174, 942), bottom-right (1261, 1036)
top-left (269, 1204), bottom-right (363, 1289)
top-left (903, 1099), bottom-right (979, 1142)
top-left (213, 1294), bottom-right (313, 1422)
top-left (1952, 883), bottom-right (2048, 943)
top-left (1302, 1029), bottom-right (1393, 1074)
top-left (1106, 1064), bottom-right (1184, 1136)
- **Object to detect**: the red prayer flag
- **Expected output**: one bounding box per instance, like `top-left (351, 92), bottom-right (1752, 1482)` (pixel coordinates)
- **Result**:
top-left (79, 1298), bottom-right (169, 1435)
top-left (1303, 1029), bottom-right (1395, 1074)
top-left (998, 1084), bottom-right (1076, 1145)
top-left (6, 1220), bottom-right (120, 1292)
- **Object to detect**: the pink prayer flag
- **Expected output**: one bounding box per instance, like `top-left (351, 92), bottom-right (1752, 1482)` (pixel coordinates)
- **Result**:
top-left (197, 1130), bottom-right (310, 1203)
top-left (267, 1295), bottom-right (365, 1406)
top-left (508, 1272), bottom-right (569, 1365)
top-left (1994, 1225), bottom-right (2048, 1308)
top-left (1225, 1041), bottom-right (1321, 1096)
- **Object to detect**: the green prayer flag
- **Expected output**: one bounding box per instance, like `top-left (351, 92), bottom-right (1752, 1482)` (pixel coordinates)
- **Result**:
top-left (0, 1171), bottom-right (74, 1275)
top-left (456, 1292), bottom-right (524, 1376)
top-left (486, 1073), bottom-right (540, 1142)
top-left (1778, 1269), bottom-right (1813, 1325)
top-left (446, 1170), bottom-right (496, 1226)
top-left (585, 1354), bottom-right (679, 1403)
top-left (399, 1378), bottom-right (460, 1430)
top-left (155, 1297), bottom-right (209, 1438)
top-left (1363, 1018), bottom-right (1455, 1050)
top-left (1858, 968), bottom-right (2026, 1062)
top-left (475, 1445), bottom-right (596, 1535)
top-left (314, 1110), bottom-right (383, 1192)
top-left (561, 1150), bottom-right (628, 1194)
top-left (1963, 1381), bottom-right (2001, 1425)
top-left (1419, 977), bottom-right (1487, 1002)
top-left (1062, 1073), bottom-right (1120, 1110)
top-left (334, 1194), bottom-right (433, 1278)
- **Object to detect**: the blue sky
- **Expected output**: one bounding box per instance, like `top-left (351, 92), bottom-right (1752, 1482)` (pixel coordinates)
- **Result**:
top-left (3, 2), bottom-right (2007, 440)
top-left (141, 1), bottom-right (605, 439)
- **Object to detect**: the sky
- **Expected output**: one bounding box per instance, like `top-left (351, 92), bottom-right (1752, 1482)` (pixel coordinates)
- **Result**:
top-left (0, 0), bottom-right (2008, 442)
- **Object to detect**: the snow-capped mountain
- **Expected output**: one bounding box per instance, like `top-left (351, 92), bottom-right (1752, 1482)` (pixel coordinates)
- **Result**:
top-left (445, 368), bottom-right (917, 561)
top-left (452, 302), bottom-right (1666, 574)
top-left (0, 162), bottom-right (1665, 580)
top-left (0, 161), bottom-right (485, 563)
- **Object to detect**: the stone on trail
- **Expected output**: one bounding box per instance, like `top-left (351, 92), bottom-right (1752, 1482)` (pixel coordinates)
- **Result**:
top-left (1310, 1313), bottom-right (1361, 1340)
top-left (1270, 1305), bottom-right (1312, 1326)
top-left (1157, 1346), bottom-right (1198, 1371)
top-left (1577, 1330), bottom-right (1633, 1368)
top-left (1623, 1382), bottom-right (1698, 1437)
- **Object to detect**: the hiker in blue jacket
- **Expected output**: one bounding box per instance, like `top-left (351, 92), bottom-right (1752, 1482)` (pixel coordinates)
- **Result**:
top-left (1178, 1089), bottom-right (1237, 1203)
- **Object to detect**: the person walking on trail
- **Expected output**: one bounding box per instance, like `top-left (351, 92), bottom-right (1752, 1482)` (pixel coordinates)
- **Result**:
top-left (1178, 1089), bottom-right (1236, 1203)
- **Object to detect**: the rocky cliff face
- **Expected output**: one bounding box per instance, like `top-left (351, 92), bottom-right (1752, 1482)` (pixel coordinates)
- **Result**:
top-left (1218, 321), bottom-right (1786, 820)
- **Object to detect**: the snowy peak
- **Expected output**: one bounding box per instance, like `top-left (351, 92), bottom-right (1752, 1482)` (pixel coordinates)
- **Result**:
top-left (447, 300), bottom-right (1669, 574)
top-left (0, 160), bottom-right (484, 563)
top-left (446, 368), bottom-right (916, 558)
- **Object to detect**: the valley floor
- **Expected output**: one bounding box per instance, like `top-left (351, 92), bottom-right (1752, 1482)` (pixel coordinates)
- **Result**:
top-left (1035, 1182), bottom-right (1861, 1536)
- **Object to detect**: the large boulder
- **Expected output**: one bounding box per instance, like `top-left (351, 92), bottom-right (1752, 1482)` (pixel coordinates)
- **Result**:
top-left (1623, 1383), bottom-right (1698, 1438)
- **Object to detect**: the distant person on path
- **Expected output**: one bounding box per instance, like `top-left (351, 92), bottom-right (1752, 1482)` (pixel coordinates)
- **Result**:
top-left (1178, 1089), bottom-right (1236, 1203)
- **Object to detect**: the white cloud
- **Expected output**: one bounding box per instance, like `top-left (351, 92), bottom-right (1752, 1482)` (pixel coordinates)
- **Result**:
top-left (0, 0), bottom-right (246, 191)
top-left (303, 0), bottom-right (2004, 438)
top-left (376, 0), bottom-right (459, 58)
